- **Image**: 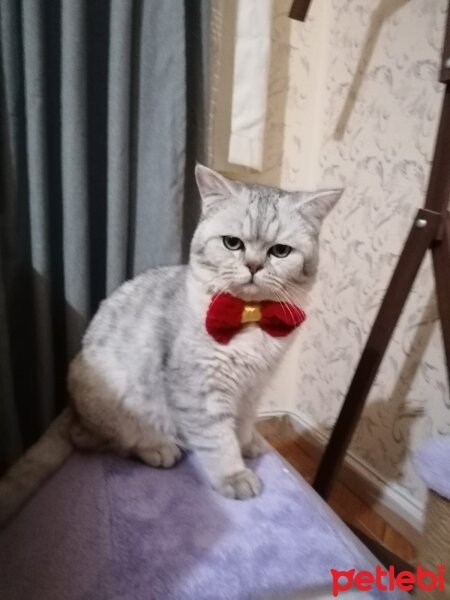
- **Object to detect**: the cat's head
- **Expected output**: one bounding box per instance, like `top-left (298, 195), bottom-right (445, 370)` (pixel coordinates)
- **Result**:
top-left (190, 164), bottom-right (342, 303)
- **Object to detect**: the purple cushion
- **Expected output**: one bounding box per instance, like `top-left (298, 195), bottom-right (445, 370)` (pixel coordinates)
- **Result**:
top-left (0, 450), bottom-right (405, 599)
top-left (413, 437), bottom-right (450, 501)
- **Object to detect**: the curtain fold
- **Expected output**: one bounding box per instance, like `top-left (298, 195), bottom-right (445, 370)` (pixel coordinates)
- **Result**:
top-left (132, 1), bottom-right (186, 275)
top-left (0, 0), bottom-right (208, 474)
top-left (22, 0), bottom-right (56, 428)
top-left (106, 0), bottom-right (133, 295)
top-left (61, 0), bottom-right (90, 355)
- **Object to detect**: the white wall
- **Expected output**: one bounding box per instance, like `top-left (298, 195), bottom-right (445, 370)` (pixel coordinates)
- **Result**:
top-left (208, 0), bottom-right (450, 529)
top-left (260, 0), bottom-right (449, 527)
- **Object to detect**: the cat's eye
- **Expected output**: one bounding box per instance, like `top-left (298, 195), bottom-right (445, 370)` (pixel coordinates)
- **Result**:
top-left (223, 236), bottom-right (244, 251)
top-left (269, 244), bottom-right (292, 258)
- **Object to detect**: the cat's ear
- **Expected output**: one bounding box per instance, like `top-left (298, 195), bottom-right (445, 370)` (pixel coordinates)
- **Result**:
top-left (195, 164), bottom-right (241, 212)
top-left (295, 189), bottom-right (343, 229)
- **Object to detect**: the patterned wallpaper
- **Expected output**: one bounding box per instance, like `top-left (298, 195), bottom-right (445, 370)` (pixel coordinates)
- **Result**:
top-left (261, 0), bottom-right (449, 516)
top-left (209, 0), bottom-right (449, 519)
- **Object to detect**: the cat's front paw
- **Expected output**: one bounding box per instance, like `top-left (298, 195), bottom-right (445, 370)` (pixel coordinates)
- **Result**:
top-left (241, 434), bottom-right (267, 459)
top-left (217, 468), bottom-right (263, 500)
top-left (137, 443), bottom-right (182, 468)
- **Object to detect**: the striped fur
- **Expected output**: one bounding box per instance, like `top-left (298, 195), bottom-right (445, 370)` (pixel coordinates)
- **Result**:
top-left (0, 166), bottom-right (341, 521)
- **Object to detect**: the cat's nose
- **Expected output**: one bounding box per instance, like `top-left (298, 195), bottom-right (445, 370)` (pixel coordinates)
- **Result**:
top-left (246, 262), bottom-right (263, 275)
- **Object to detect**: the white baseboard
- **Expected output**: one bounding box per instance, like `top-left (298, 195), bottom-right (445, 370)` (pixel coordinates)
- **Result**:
top-left (258, 410), bottom-right (424, 547)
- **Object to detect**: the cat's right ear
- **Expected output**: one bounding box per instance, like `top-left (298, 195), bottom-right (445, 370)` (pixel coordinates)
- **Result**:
top-left (195, 164), bottom-right (240, 213)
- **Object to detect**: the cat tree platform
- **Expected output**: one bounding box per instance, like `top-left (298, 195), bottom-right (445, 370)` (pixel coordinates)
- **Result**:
top-left (0, 449), bottom-right (407, 600)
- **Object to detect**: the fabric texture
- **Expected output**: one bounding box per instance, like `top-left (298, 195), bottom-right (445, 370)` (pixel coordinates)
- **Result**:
top-left (0, 0), bottom-right (209, 474)
top-left (0, 449), bottom-right (406, 600)
top-left (413, 438), bottom-right (450, 500)
top-left (228, 0), bottom-right (272, 171)
top-left (207, 0), bottom-right (272, 176)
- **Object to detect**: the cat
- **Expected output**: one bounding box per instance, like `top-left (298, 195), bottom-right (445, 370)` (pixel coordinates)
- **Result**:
top-left (67, 165), bottom-right (342, 498)
top-left (0, 165), bottom-right (341, 522)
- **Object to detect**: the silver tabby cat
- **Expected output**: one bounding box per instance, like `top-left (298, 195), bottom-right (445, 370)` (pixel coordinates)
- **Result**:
top-left (68, 165), bottom-right (341, 499)
top-left (0, 165), bottom-right (341, 522)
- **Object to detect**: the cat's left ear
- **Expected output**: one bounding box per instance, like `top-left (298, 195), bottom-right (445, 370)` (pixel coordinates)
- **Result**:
top-left (295, 189), bottom-right (343, 229)
top-left (195, 164), bottom-right (242, 213)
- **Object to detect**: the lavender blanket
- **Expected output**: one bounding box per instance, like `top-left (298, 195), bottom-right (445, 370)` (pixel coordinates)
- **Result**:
top-left (413, 437), bottom-right (450, 500)
top-left (0, 450), bottom-right (405, 599)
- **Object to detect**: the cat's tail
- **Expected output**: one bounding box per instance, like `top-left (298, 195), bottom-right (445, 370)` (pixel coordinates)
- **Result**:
top-left (0, 406), bottom-right (74, 528)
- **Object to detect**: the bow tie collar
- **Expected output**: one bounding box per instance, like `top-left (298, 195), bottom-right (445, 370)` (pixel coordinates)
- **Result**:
top-left (205, 292), bottom-right (306, 344)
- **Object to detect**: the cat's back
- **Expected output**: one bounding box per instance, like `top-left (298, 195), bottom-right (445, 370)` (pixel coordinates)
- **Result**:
top-left (83, 265), bottom-right (187, 351)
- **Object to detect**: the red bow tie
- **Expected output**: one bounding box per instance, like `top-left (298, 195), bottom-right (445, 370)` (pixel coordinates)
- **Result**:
top-left (205, 292), bottom-right (306, 344)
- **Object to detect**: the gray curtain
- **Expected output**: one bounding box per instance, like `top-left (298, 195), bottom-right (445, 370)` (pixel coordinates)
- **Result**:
top-left (0, 0), bottom-right (209, 473)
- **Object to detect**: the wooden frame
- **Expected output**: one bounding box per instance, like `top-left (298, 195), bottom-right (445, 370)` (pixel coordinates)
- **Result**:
top-left (290, 0), bottom-right (450, 577)
top-left (289, 0), bottom-right (312, 22)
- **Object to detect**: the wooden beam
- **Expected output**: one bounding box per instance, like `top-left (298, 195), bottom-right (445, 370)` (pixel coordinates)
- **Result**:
top-left (440, 1), bottom-right (450, 83)
top-left (432, 212), bottom-right (450, 388)
top-left (313, 207), bottom-right (442, 499)
top-left (289, 0), bottom-right (312, 22)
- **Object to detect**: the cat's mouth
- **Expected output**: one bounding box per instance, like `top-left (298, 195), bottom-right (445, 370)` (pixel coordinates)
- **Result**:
top-left (241, 281), bottom-right (258, 292)
top-left (233, 281), bottom-right (267, 301)
top-left (224, 272), bottom-right (276, 301)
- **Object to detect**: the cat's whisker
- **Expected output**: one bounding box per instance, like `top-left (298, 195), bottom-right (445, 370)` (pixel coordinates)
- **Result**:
top-left (274, 279), bottom-right (301, 304)
top-left (269, 280), bottom-right (296, 323)
top-left (269, 281), bottom-right (299, 324)
top-left (272, 289), bottom-right (292, 321)
top-left (275, 284), bottom-right (296, 307)
top-left (204, 270), bottom-right (235, 288)
top-left (278, 285), bottom-right (297, 305)
top-left (207, 286), bottom-right (229, 308)
top-left (204, 277), bottom-right (235, 310)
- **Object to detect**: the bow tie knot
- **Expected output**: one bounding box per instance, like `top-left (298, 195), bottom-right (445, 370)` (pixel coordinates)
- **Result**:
top-left (205, 292), bottom-right (306, 344)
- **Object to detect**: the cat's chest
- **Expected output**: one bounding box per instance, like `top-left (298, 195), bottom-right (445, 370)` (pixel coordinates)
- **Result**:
top-left (219, 325), bottom-right (286, 374)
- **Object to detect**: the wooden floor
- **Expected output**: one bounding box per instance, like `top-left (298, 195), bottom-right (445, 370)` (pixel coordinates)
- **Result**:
top-left (257, 417), bottom-right (416, 563)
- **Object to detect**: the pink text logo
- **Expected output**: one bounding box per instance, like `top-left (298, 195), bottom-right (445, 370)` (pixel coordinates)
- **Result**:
top-left (330, 565), bottom-right (446, 596)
